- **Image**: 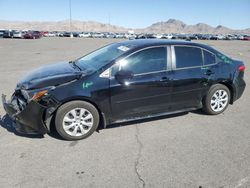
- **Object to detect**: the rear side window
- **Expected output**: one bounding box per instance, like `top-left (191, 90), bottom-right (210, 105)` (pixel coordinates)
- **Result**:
top-left (120, 47), bottom-right (167, 74)
top-left (175, 46), bottom-right (202, 68)
top-left (203, 50), bottom-right (216, 65)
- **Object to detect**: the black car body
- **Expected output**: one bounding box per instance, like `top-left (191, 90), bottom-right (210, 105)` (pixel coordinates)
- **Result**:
top-left (2, 40), bottom-right (246, 140)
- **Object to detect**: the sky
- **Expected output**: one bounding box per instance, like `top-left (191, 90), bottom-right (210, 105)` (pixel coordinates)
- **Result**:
top-left (0, 0), bottom-right (250, 29)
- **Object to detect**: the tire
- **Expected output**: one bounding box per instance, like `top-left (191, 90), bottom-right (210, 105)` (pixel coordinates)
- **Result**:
top-left (202, 84), bottom-right (231, 115)
top-left (55, 100), bottom-right (99, 140)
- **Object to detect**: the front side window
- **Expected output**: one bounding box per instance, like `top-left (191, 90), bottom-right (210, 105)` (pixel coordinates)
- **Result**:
top-left (203, 50), bottom-right (216, 65)
top-left (119, 47), bottom-right (167, 74)
top-left (175, 46), bottom-right (202, 68)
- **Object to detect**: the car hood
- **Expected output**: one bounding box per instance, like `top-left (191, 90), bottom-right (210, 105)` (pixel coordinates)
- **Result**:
top-left (17, 61), bottom-right (89, 90)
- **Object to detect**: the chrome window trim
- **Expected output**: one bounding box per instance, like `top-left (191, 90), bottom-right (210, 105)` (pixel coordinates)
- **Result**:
top-left (110, 67), bottom-right (171, 79)
top-left (167, 45), bottom-right (172, 70)
top-left (171, 45), bottom-right (176, 69)
top-left (132, 69), bottom-right (168, 77)
top-left (202, 48), bottom-right (217, 66)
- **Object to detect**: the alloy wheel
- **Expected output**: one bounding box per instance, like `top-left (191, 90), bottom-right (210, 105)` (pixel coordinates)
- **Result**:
top-left (210, 89), bottom-right (229, 112)
top-left (62, 108), bottom-right (94, 137)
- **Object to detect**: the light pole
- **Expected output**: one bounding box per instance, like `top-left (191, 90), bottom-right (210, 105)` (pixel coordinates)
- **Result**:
top-left (108, 13), bottom-right (110, 33)
top-left (69, 0), bottom-right (73, 38)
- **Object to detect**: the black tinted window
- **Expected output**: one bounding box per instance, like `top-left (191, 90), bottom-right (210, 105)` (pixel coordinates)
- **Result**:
top-left (175, 46), bottom-right (202, 68)
top-left (203, 50), bottom-right (216, 65)
top-left (120, 47), bottom-right (167, 74)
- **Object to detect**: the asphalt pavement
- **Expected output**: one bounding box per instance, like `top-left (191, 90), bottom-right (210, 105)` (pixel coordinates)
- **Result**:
top-left (0, 38), bottom-right (250, 188)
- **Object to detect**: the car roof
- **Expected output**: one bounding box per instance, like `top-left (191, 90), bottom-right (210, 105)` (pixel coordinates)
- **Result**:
top-left (117, 39), bottom-right (215, 51)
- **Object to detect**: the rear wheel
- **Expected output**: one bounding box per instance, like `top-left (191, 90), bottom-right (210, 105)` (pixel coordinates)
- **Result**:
top-left (202, 84), bottom-right (231, 115)
top-left (55, 101), bottom-right (99, 140)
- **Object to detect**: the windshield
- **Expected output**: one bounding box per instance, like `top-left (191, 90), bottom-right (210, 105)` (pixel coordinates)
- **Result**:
top-left (75, 43), bottom-right (131, 71)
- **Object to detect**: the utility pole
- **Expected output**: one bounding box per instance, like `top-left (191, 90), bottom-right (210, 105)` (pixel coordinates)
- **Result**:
top-left (108, 13), bottom-right (110, 33)
top-left (69, 0), bottom-right (73, 38)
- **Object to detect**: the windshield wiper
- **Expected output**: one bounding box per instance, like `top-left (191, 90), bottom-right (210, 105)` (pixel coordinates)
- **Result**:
top-left (69, 61), bottom-right (81, 71)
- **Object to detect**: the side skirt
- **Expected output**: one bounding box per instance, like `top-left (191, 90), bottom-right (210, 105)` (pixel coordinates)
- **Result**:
top-left (111, 107), bottom-right (201, 125)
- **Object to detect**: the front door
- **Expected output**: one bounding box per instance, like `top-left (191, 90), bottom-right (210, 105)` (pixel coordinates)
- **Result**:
top-left (109, 46), bottom-right (172, 120)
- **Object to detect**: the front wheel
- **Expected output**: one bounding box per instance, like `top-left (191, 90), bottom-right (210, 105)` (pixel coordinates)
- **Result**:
top-left (202, 84), bottom-right (231, 115)
top-left (55, 101), bottom-right (99, 140)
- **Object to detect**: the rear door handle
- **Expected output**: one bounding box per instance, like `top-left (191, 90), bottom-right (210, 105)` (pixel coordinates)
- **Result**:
top-left (205, 70), bottom-right (215, 76)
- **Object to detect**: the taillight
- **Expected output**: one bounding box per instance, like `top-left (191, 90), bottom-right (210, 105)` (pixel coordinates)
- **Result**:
top-left (239, 65), bottom-right (245, 72)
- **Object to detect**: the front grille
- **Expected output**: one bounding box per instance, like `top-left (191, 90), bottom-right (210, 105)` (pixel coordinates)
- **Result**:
top-left (12, 90), bottom-right (27, 111)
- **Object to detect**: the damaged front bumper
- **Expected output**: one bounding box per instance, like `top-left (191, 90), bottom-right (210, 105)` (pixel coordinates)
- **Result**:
top-left (2, 91), bottom-right (59, 135)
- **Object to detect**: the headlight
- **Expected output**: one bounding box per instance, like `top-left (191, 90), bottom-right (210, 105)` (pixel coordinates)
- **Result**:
top-left (22, 86), bottom-right (55, 102)
top-left (32, 90), bottom-right (49, 101)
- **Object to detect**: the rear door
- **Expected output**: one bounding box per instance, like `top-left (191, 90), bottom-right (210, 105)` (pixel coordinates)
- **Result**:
top-left (109, 46), bottom-right (172, 120)
top-left (170, 45), bottom-right (204, 110)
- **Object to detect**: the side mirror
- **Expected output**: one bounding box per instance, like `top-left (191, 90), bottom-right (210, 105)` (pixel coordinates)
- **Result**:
top-left (114, 70), bottom-right (134, 84)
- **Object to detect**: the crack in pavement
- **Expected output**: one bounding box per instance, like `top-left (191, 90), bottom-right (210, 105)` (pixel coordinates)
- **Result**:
top-left (234, 176), bottom-right (250, 188)
top-left (134, 124), bottom-right (146, 188)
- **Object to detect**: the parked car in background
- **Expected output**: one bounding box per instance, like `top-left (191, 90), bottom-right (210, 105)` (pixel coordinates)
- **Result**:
top-left (114, 33), bottom-right (125, 38)
top-left (72, 32), bottom-right (80, 37)
top-left (57, 32), bottom-right (64, 37)
top-left (0, 30), bottom-right (4, 38)
top-left (2, 40), bottom-right (246, 140)
top-left (13, 30), bottom-right (24, 38)
top-left (236, 35), bottom-right (244, 40)
top-left (135, 33), bottom-right (146, 39)
top-left (136, 33), bottom-right (157, 39)
top-left (210, 35), bottom-right (225, 40)
top-left (79, 32), bottom-right (91, 38)
top-left (102, 32), bottom-right (115, 38)
top-left (42, 31), bottom-right (49, 37)
top-left (125, 33), bottom-right (136, 40)
top-left (23, 31), bottom-right (41, 39)
top-left (91, 32), bottom-right (104, 38)
top-left (1, 28), bottom-right (249, 42)
top-left (63, 32), bottom-right (72, 37)
top-left (188, 34), bottom-right (199, 40)
top-left (161, 34), bottom-right (173, 39)
top-left (152, 34), bottom-right (163, 39)
top-left (3, 30), bottom-right (14, 38)
top-left (210, 35), bottom-right (218, 40)
top-left (243, 35), bottom-right (250, 41)
top-left (48, 32), bottom-right (56, 37)
top-left (201, 34), bottom-right (212, 40)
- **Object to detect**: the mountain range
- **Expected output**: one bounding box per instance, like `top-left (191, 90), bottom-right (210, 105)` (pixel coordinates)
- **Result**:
top-left (0, 19), bottom-right (249, 34)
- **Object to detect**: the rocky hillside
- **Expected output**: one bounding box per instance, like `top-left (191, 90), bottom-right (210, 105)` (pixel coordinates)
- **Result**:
top-left (0, 19), bottom-right (249, 34)
top-left (143, 19), bottom-right (250, 34)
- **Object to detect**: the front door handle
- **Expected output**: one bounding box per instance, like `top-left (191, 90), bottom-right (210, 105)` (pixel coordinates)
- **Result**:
top-left (160, 77), bottom-right (169, 82)
top-left (205, 70), bottom-right (215, 76)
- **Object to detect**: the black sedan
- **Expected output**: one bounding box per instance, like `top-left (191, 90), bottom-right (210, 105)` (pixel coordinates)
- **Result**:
top-left (2, 40), bottom-right (246, 140)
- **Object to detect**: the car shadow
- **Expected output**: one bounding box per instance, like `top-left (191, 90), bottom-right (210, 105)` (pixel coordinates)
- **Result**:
top-left (0, 110), bottom-right (205, 140)
top-left (106, 111), bottom-right (189, 129)
top-left (0, 114), bottom-right (44, 139)
top-left (190, 109), bottom-right (207, 115)
top-left (47, 120), bottom-right (65, 141)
